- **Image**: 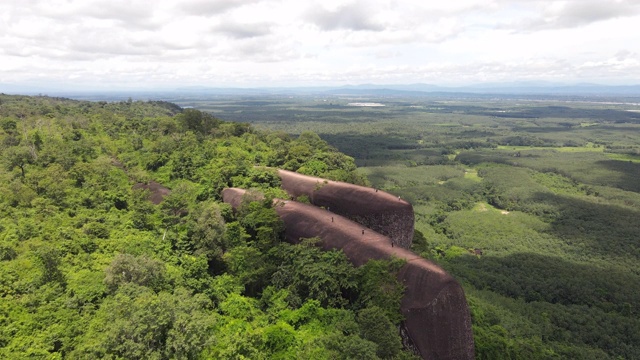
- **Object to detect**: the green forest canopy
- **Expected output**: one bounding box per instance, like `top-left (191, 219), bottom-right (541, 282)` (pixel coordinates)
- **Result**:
top-left (0, 94), bottom-right (410, 359)
top-left (1, 94), bottom-right (639, 359)
top-left (180, 94), bottom-right (640, 359)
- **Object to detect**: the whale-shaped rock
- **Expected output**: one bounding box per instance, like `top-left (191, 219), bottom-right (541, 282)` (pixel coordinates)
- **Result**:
top-left (222, 187), bottom-right (474, 360)
top-left (277, 169), bottom-right (415, 249)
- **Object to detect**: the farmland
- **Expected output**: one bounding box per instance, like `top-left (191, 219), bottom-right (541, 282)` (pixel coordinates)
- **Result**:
top-left (176, 93), bottom-right (640, 359)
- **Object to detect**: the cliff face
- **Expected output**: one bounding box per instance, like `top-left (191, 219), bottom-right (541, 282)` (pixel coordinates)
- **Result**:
top-left (222, 187), bottom-right (475, 360)
top-left (277, 169), bottom-right (415, 249)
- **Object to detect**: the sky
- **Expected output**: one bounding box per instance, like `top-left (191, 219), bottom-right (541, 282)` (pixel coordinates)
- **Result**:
top-left (1, 0), bottom-right (640, 90)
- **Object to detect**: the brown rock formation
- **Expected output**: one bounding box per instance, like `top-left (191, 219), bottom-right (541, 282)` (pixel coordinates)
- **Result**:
top-left (132, 181), bottom-right (171, 204)
top-left (277, 169), bottom-right (415, 249)
top-left (222, 187), bottom-right (475, 360)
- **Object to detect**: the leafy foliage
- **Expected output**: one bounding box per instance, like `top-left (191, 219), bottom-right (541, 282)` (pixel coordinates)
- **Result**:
top-left (0, 94), bottom-right (409, 359)
top-left (197, 94), bottom-right (640, 359)
top-left (270, 238), bottom-right (357, 308)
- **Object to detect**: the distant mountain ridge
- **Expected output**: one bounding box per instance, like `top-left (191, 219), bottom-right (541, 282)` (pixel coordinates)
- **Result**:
top-left (171, 82), bottom-right (640, 97)
top-left (325, 83), bottom-right (640, 96)
top-left (3, 82), bottom-right (640, 98)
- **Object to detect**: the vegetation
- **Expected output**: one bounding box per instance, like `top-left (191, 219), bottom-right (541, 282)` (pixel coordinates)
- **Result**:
top-left (0, 94), bottom-right (412, 359)
top-left (180, 94), bottom-right (640, 359)
top-left (4, 92), bottom-right (639, 359)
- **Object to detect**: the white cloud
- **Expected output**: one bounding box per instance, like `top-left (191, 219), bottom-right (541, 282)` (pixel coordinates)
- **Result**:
top-left (500, 0), bottom-right (640, 31)
top-left (305, 2), bottom-right (385, 31)
top-left (178, 0), bottom-right (264, 16)
top-left (213, 20), bottom-right (273, 39)
top-left (1, 0), bottom-right (640, 89)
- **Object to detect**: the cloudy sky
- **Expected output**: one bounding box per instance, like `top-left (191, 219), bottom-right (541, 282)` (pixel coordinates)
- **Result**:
top-left (1, 0), bottom-right (639, 90)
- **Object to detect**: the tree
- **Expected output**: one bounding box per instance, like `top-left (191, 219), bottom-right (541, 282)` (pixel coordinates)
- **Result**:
top-left (262, 321), bottom-right (297, 358)
top-left (223, 246), bottom-right (269, 295)
top-left (25, 163), bottom-right (70, 203)
top-left (356, 259), bottom-right (405, 324)
top-left (270, 240), bottom-right (357, 308)
top-left (238, 199), bottom-right (284, 251)
top-left (322, 334), bottom-right (379, 360)
top-left (165, 288), bottom-right (218, 359)
top-left (34, 246), bottom-right (65, 287)
top-left (104, 253), bottom-right (166, 292)
top-left (189, 201), bottom-right (226, 259)
top-left (4, 146), bottom-right (35, 177)
top-left (357, 306), bottom-right (403, 359)
top-left (177, 109), bottom-right (220, 136)
top-left (72, 285), bottom-right (217, 359)
top-left (160, 182), bottom-right (196, 227)
top-left (129, 188), bottom-right (158, 230)
top-left (1, 118), bottom-right (17, 134)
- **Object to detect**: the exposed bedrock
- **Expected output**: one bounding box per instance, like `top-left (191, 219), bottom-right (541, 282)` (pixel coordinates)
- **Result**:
top-left (276, 169), bottom-right (415, 249)
top-left (222, 188), bottom-right (474, 360)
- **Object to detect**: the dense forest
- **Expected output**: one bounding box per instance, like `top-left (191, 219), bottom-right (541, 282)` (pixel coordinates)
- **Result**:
top-left (179, 94), bottom-right (640, 359)
top-left (0, 94), bottom-right (415, 359)
top-left (2, 93), bottom-right (639, 359)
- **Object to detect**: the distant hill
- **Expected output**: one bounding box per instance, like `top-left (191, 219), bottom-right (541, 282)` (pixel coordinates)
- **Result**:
top-left (324, 82), bottom-right (640, 96)
top-left (4, 82), bottom-right (640, 99)
top-left (171, 82), bottom-right (640, 98)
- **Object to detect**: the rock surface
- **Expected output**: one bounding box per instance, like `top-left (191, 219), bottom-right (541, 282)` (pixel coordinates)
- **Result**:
top-left (222, 187), bottom-right (475, 360)
top-left (132, 181), bottom-right (171, 204)
top-left (277, 169), bottom-right (415, 249)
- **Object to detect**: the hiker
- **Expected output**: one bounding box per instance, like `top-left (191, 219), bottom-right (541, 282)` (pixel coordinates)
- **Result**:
top-left (331, 217), bottom-right (334, 222)
top-left (362, 229), bottom-right (364, 235)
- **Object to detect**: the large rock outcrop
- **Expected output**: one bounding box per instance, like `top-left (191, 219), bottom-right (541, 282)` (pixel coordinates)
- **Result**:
top-left (277, 169), bottom-right (415, 249)
top-left (222, 187), bottom-right (475, 360)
